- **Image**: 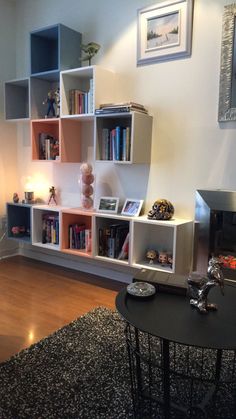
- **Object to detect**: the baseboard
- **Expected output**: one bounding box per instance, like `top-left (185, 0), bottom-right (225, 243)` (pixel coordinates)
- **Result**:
top-left (0, 248), bottom-right (19, 260)
top-left (20, 244), bottom-right (135, 284)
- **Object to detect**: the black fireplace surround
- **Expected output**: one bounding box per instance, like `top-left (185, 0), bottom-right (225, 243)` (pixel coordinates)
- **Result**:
top-left (195, 189), bottom-right (236, 281)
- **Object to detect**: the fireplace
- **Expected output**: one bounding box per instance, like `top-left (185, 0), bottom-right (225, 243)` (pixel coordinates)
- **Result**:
top-left (194, 189), bottom-right (236, 281)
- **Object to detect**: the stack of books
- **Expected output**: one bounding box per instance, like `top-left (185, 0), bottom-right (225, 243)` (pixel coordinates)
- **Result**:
top-left (95, 102), bottom-right (148, 115)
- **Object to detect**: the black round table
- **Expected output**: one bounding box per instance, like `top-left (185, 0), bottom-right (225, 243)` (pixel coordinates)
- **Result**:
top-left (116, 284), bottom-right (236, 419)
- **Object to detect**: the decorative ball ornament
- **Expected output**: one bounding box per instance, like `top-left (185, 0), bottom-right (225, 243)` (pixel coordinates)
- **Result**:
top-left (80, 162), bottom-right (93, 175)
top-left (79, 162), bottom-right (95, 210)
top-left (82, 173), bottom-right (95, 185)
top-left (81, 184), bottom-right (93, 197)
top-left (147, 199), bottom-right (174, 221)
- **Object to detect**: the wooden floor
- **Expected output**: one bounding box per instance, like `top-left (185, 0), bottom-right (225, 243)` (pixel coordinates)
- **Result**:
top-left (0, 256), bottom-right (125, 363)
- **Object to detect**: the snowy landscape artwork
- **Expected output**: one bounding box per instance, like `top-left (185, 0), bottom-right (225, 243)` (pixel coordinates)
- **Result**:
top-left (137, 0), bottom-right (193, 65)
top-left (147, 11), bottom-right (179, 50)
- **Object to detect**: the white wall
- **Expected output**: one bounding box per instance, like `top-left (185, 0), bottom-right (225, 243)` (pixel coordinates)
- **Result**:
top-left (10, 0), bottom-right (236, 220)
top-left (0, 0), bottom-right (18, 258)
top-left (2, 0), bottom-right (236, 271)
top-left (0, 0), bottom-right (17, 215)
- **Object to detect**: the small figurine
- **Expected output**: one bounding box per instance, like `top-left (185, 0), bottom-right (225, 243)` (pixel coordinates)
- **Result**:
top-left (187, 257), bottom-right (225, 314)
top-left (13, 192), bottom-right (19, 203)
top-left (159, 251), bottom-right (168, 265)
top-left (48, 186), bottom-right (57, 205)
top-left (148, 199), bottom-right (174, 221)
top-left (43, 90), bottom-right (56, 118)
top-left (146, 249), bottom-right (158, 264)
top-left (80, 42), bottom-right (101, 65)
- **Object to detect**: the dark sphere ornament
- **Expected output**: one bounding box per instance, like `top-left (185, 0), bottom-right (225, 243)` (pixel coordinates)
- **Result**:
top-left (147, 199), bottom-right (174, 220)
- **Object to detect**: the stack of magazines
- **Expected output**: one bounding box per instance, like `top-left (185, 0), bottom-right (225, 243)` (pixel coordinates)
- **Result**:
top-left (95, 102), bottom-right (148, 114)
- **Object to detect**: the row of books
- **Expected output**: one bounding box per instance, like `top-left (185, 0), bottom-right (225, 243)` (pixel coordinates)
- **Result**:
top-left (69, 79), bottom-right (94, 115)
top-left (42, 214), bottom-right (59, 245)
top-left (98, 224), bottom-right (129, 259)
top-left (39, 132), bottom-right (59, 160)
top-left (69, 224), bottom-right (91, 251)
top-left (95, 101), bottom-right (148, 115)
top-left (101, 126), bottom-right (130, 161)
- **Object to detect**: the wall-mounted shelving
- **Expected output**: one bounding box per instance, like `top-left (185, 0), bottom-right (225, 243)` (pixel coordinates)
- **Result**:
top-left (61, 209), bottom-right (93, 258)
top-left (131, 216), bottom-right (193, 274)
top-left (31, 118), bottom-right (82, 162)
top-left (95, 111), bottom-right (153, 164)
top-left (30, 23), bottom-right (82, 79)
top-left (60, 65), bottom-right (116, 117)
top-left (6, 203), bottom-right (193, 275)
top-left (31, 205), bottom-right (61, 251)
top-left (4, 78), bottom-right (30, 121)
top-left (7, 203), bottom-right (31, 242)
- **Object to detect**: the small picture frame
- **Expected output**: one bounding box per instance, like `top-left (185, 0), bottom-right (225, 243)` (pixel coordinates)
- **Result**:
top-left (121, 199), bottom-right (143, 217)
top-left (97, 196), bottom-right (119, 213)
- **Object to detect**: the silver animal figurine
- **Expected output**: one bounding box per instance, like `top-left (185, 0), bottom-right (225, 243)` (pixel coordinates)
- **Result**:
top-left (187, 257), bottom-right (225, 314)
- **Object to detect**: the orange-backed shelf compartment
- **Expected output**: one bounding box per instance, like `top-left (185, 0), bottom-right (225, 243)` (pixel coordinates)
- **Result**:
top-left (61, 209), bottom-right (93, 258)
top-left (31, 118), bottom-right (82, 163)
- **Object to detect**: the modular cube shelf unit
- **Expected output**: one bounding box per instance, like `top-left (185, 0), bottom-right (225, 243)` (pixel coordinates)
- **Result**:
top-left (5, 23), bottom-right (82, 121)
top-left (30, 23), bottom-right (82, 79)
top-left (94, 213), bottom-right (130, 266)
top-left (5, 79), bottom-right (30, 121)
top-left (31, 205), bottom-right (61, 251)
top-left (131, 216), bottom-right (193, 274)
top-left (7, 203), bottom-right (31, 242)
top-left (61, 209), bottom-right (93, 258)
top-left (95, 111), bottom-right (153, 164)
top-left (60, 66), bottom-right (116, 118)
top-left (6, 204), bottom-right (193, 275)
top-left (31, 118), bottom-right (82, 162)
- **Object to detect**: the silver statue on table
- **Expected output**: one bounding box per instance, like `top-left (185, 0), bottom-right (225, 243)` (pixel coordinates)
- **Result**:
top-left (187, 257), bottom-right (225, 314)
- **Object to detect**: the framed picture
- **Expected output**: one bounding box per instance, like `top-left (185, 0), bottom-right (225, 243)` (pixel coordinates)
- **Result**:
top-left (137, 0), bottom-right (194, 66)
top-left (121, 199), bottom-right (143, 217)
top-left (97, 197), bottom-right (119, 213)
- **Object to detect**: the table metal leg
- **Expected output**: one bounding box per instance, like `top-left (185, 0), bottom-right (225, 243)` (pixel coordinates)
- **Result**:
top-left (162, 338), bottom-right (170, 418)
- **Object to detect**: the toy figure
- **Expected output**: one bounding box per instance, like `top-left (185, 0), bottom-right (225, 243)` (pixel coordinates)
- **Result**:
top-left (48, 186), bottom-right (57, 205)
top-left (159, 251), bottom-right (168, 265)
top-left (146, 249), bottom-right (158, 264)
top-left (43, 90), bottom-right (56, 118)
top-left (13, 192), bottom-right (19, 203)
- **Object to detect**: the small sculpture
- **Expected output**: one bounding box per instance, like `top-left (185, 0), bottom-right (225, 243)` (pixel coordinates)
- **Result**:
top-left (80, 42), bottom-right (101, 66)
top-left (148, 199), bottom-right (174, 220)
top-left (48, 186), bottom-right (57, 205)
top-left (13, 192), bottom-right (19, 203)
top-left (146, 249), bottom-right (158, 264)
top-left (187, 257), bottom-right (225, 314)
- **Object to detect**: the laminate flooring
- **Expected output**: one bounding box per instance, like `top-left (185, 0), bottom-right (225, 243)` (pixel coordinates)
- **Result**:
top-left (0, 256), bottom-right (125, 362)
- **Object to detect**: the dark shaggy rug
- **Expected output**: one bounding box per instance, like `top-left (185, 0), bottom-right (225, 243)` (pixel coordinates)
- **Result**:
top-left (0, 307), bottom-right (235, 419)
top-left (0, 308), bottom-right (133, 419)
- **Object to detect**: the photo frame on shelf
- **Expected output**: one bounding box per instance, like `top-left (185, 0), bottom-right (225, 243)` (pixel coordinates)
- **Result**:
top-left (121, 199), bottom-right (143, 217)
top-left (97, 197), bottom-right (119, 214)
top-left (137, 0), bottom-right (194, 66)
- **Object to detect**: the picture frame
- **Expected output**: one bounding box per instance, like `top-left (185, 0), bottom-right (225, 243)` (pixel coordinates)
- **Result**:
top-left (137, 0), bottom-right (194, 66)
top-left (121, 199), bottom-right (143, 217)
top-left (97, 196), bottom-right (119, 214)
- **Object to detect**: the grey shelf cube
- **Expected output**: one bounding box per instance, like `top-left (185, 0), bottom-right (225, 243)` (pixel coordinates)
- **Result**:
top-left (30, 23), bottom-right (82, 79)
top-left (4, 78), bottom-right (30, 121)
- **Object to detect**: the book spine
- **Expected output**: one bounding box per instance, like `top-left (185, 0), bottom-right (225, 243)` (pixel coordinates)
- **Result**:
top-left (115, 126), bottom-right (121, 161)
